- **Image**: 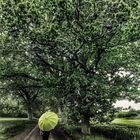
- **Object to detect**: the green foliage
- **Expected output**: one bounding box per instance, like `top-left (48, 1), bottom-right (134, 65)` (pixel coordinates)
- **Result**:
top-left (74, 134), bottom-right (109, 140)
top-left (112, 118), bottom-right (140, 127)
top-left (0, 95), bottom-right (27, 118)
top-left (58, 124), bottom-right (109, 140)
top-left (60, 122), bottom-right (140, 140)
top-left (116, 111), bottom-right (138, 118)
top-left (91, 124), bottom-right (140, 140)
top-left (0, 119), bottom-right (36, 140)
top-left (0, 0), bottom-right (140, 133)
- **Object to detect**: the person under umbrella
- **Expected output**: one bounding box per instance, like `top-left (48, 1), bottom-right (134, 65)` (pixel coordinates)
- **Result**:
top-left (38, 111), bottom-right (59, 140)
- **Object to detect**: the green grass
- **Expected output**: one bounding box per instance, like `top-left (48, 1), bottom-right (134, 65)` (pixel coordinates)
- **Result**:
top-left (0, 118), bottom-right (36, 140)
top-left (0, 118), bottom-right (28, 122)
top-left (112, 118), bottom-right (140, 127)
top-left (91, 118), bottom-right (140, 140)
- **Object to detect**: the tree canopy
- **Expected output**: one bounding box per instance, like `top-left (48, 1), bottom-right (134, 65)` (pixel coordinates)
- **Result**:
top-left (0, 0), bottom-right (140, 134)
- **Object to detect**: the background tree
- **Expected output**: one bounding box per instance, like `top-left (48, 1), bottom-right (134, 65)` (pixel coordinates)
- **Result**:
top-left (1, 0), bottom-right (140, 134)
top-left (0, 48), bottom-right (43, 119)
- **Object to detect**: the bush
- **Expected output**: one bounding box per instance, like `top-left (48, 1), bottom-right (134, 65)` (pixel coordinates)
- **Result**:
top-left (0, 103), bottom-right (27, 118)
top-left (59, 123), bottom-right (140, 140)
top-left (91, 124), bottom-right (140, 140)
top-left (0, 111), bottom-right (27, 118)
top-left (116, 111), bottom-right (138, 118)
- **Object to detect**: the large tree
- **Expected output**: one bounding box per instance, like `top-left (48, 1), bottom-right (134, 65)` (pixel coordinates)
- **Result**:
top-left (0, 54), bottom-right (43, 119)
top-left (1, 0), bottom-right (140, 133)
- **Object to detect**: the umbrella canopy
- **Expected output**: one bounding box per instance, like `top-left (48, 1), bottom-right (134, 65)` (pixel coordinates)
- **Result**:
top-left (38, 111), bottom-right (59, 131)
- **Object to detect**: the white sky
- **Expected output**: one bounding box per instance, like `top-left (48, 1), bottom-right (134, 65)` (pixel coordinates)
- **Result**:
top-left (114, 99), bottom-right (140, 110)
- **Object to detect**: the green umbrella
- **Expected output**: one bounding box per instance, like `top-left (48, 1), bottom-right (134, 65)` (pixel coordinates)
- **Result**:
top-left (38, 111), bottom-right (59, 131)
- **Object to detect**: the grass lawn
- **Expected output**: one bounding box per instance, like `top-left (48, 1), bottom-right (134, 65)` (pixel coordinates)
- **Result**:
top-left (0, 118), bottom-right (28, 122)
top-left (0, 118), bottom-right (36, 140)
top-left (112, 118), bottom-right (140, 127)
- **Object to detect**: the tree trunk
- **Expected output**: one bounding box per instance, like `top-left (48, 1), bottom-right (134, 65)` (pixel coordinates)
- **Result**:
top-left (81, 115), bottom-right (91, 135)
top-left (27, 104), bottom-right (33, 120)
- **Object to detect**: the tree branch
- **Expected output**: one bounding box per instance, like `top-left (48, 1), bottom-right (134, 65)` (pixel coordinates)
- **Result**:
top-left (0, 73), bottom-right (41, 81)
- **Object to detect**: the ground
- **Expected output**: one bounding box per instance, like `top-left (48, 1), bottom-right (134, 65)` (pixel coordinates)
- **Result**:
top-left (10, 126), bottom-right (48, 140)
top-left (9, 125), bottom-right (70, 140)
top-left (0, 117), bottom-right (140, 140)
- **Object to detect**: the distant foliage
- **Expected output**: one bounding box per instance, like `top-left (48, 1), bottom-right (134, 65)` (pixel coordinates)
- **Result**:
top-left (0, 96), bottom-right (27, 118)
top-left (116, 110), bottom-right (138, 118)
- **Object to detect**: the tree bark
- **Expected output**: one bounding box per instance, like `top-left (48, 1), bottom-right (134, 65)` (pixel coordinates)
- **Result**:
top-left (27, 104), bottom-right (34, 120)
top-left (81, 115), bottom-right (91, 135)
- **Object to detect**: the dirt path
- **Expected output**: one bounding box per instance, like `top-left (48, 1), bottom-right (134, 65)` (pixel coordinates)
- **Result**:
top-left (10, 126), bottom-right (69, 140)
top-left (24, 126), bottom-right (41, 140)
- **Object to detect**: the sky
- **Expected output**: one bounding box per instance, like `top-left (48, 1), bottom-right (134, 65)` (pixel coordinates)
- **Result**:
top-left (114, 99), bottom-right (140, 110)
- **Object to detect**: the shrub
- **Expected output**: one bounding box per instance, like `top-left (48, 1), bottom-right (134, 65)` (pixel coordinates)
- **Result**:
top-left (0, 104), bottom-right (27, 118)
top-left (116, 111), bottom-right (138, 118)
top-left (91, 124), bottom-right (140, 140)
top-left (60, 123), bottom-right (140, 140)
